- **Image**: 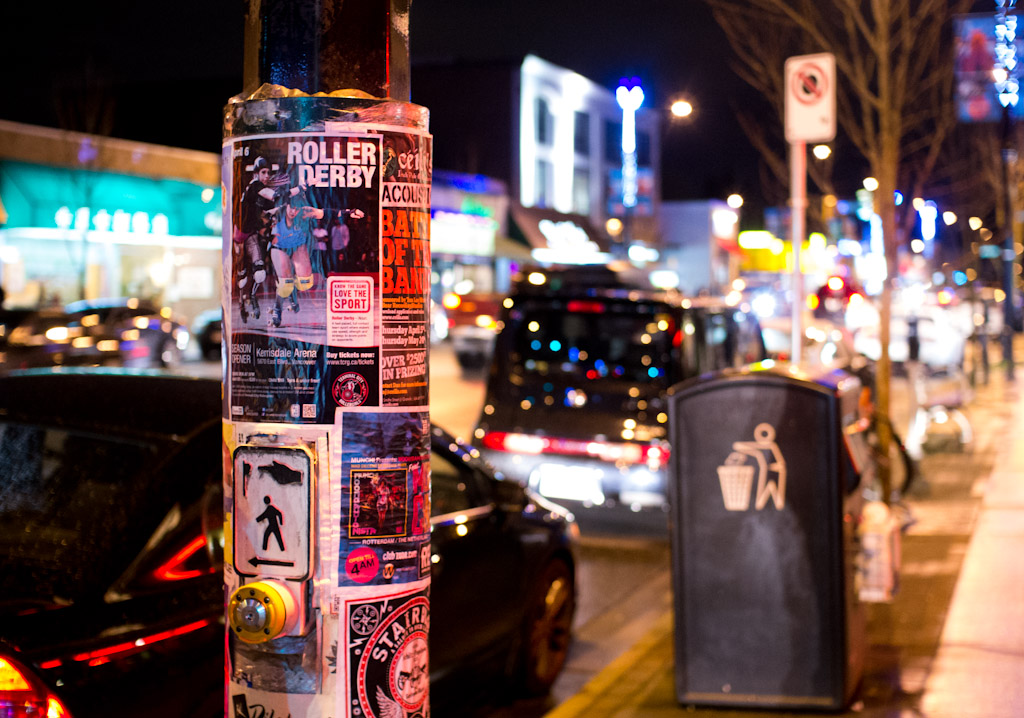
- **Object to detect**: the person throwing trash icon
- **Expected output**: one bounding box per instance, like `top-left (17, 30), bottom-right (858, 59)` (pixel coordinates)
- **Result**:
top-left (731, 422), bottom-right (787, 511)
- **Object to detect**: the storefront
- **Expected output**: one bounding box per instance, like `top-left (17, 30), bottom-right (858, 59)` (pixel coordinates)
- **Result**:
top-left (508, 202), bottom-right (615, 266)
top-left (430, 171), bottom-right (530, 298)
top-left (0, 121), bottom-right (221, 323)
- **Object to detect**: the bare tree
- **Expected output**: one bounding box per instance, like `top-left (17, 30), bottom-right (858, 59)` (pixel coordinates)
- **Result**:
top-left (706, 0), bottom-right (974, 497)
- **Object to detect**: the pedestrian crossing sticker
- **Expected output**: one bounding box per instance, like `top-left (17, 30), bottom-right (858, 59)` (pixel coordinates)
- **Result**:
top-left (233, 445), bottom-right (314, 580)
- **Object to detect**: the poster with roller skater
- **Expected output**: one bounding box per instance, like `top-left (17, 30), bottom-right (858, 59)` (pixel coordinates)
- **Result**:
top-left (225, 133), bottom-right (379, 424)
top-left (224, 127), bottom-right (431, 424)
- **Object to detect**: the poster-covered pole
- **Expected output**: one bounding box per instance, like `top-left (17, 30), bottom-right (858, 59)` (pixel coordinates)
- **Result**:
top-left (221, 2), bottom-right (432, 717)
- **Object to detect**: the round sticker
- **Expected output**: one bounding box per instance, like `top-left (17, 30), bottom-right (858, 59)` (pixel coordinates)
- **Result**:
top-left (345, 546), bottom-right (380, 583)
top-left (333, 372), bottom-right (370, 407)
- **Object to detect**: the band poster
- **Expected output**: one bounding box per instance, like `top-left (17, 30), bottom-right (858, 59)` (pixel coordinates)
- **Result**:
top-left (224, 126), bottom-right (432, 424)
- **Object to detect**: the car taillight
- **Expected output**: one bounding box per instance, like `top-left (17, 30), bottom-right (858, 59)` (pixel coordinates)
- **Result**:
top-left (153, 534), bottom-right (218, 582)
top-left (68, 619), bottom-right (213, 667)
top-left (566, 300), bottom-right (606, 313)
top-left (481, 431), bottom-right (547, 454)
top-left (481, 431), bottom-right (668, 469)
top-left (0, 653), bottom-right (71, 718)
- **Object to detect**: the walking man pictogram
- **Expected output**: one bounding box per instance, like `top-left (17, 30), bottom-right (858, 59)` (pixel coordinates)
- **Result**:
top-left (257, 495), bottom-right (285, 552)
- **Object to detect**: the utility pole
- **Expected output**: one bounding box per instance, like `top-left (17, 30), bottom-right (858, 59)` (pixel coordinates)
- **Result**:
top-left (221, 3), bottom-right (433, 717)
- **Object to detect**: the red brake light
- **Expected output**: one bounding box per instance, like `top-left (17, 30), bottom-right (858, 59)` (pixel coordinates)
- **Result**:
top-left (566, 300), bottom-right (606, 313)
top-left (153, 534), bottom-right (216, 581)
top-left (481, 431), bottom-right (547, 454)
top-left (0, 653), bottom-right (71, 718)
top-left (482, 432), bottom-right (668, 469)
top-left (69, 619), bottom-right (212, 666)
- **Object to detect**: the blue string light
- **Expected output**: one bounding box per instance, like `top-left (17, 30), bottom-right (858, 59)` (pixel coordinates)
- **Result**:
top-left (995, 0), bottom-right (1019, 107)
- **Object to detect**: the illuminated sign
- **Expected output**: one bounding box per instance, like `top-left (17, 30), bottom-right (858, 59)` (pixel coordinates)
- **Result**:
top-left (616, 80), bottom-right (644, 209)
top-left (430, 211), bottom-right (497, 257)
top-left (55, 206), bottom-right (174, 235)
top-left (532, 219), bottom-right (610, 264)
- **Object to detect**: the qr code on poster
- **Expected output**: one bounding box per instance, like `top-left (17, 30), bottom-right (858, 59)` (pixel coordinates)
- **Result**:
top-left (303, 404), bottom-right (317, 418)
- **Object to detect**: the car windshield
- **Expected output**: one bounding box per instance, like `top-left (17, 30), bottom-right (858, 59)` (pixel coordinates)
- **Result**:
top-left (0, 420), bottom-right (159, 600)
top-left (499, 300), bottom-right (677, 396)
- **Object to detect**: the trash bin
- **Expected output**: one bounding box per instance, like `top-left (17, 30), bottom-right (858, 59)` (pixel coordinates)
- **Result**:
top-left (666, 363), bottom-right (867, 710)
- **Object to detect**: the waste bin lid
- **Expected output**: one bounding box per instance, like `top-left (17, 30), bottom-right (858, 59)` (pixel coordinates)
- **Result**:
top-left (668, 362), bottom-right (856, 400)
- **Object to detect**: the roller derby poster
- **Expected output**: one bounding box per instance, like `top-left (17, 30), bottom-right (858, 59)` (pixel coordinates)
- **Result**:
top-left (223, 128), bottom-right (432, 424)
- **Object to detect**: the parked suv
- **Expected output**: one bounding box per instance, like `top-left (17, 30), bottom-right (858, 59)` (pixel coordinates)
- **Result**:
top-left (473, 266), bottom-right (767, 514)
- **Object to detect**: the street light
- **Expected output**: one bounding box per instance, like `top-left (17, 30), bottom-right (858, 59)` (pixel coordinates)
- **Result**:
top-left (812, 144), bottom-right (831, 160)
top-left (726, 194), bottom-right (743, 209)
top-left (670, 99), bottom-right (693, 118)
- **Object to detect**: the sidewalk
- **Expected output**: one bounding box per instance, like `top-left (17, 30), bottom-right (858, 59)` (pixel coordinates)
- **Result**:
top-left (919, 373), bottom-right (1024, 717)
top-left (545, 363), bottom-right (1024, 718)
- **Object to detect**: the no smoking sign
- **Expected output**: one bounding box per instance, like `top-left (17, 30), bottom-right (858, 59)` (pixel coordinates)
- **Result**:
top-left (785, 53), bottom-right (836, 143)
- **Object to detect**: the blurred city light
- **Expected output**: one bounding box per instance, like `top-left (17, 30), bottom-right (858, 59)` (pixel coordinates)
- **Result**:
top-left (670, 99), bottom-right (693, 118)
top-left (711, 208), bottom-right (738, 236)
top-left (649, 270), bottom-right (679, 289)
top-left (943, 211), bottom-right (958, 226)
top-left (920, 201), bottom-right (938, 241)
top-left (969, 216), bottom-right (984, 230)
top-left (726, 193), bottom-right (744, 209)
top-left (863, 177), bottom-right (879, 191)
top-left (750, 292), bottom-right (777, 318)
top-left (812, 144), bottom-right (831, 160)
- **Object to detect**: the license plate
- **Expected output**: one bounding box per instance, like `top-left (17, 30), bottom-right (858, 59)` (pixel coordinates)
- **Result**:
top-left (534, 463), bottom-right (605, 503)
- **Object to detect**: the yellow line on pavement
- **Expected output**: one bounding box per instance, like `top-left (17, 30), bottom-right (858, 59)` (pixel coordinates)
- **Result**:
top-left (545, 610), bottom-right (674, 718)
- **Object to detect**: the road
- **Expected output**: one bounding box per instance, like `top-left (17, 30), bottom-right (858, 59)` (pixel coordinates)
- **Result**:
top-left (428, 342), bottom-right (674, 717)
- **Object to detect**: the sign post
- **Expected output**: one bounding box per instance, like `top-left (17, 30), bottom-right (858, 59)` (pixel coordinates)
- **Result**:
top-left (784, 53), bottom-right (836, 363)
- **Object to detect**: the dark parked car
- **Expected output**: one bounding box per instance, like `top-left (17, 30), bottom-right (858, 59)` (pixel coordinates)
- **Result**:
top-left (64, 297), bottom-right (190, 368)
top-left (0, 370), bottom-right (576, 717)
top-left (1, 308), bottom-right (87, 371)
top-left (474, 266), bottom-right (767, 516)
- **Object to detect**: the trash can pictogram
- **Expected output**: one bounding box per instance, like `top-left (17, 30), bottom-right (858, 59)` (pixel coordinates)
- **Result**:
top-left (716, 463), bottom-right (754, 511)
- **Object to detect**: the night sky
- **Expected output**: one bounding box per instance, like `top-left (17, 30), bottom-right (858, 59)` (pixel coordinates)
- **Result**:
top-left (0, 1), bottom-right (768, 204)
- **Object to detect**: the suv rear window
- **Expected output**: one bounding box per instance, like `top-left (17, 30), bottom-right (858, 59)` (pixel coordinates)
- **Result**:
top-left (501, 299), bottom-right (679, 394)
